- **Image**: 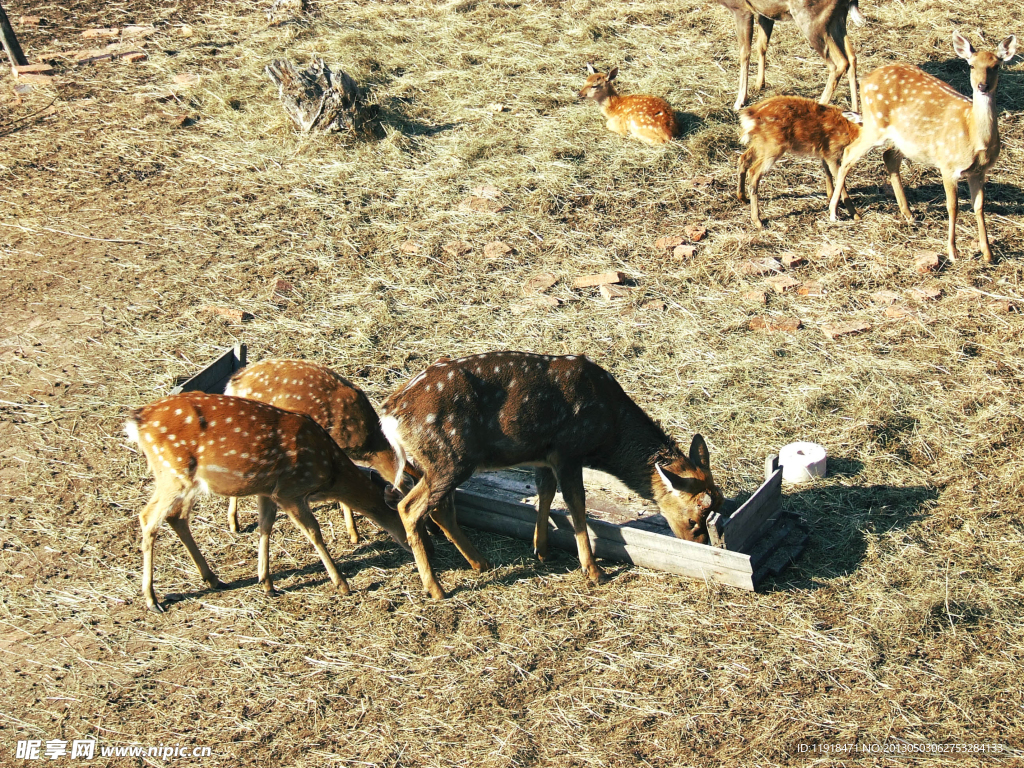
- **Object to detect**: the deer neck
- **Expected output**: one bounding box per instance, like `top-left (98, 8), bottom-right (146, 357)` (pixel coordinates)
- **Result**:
top-left (595, 89), bottom-right (622, 119)
top-left (590, 405), bottom-right (678, 500)
top-left (970, 90), bottom-right (1000, 163)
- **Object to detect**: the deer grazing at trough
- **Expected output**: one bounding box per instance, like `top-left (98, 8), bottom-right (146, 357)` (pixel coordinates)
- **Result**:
top-left (828, 32), bottom-right (1018, 263)
top-left (125, 392), bottom-right (410, 613)
top-left (380, 351), bottom-right (724, 599)
top-left (579, 64), bottom-right (677, 146)
top-left (738, 95), bottom-right (862, 226)
top-left (717, 0), bottom-right (865, 112)
top-left (224, 359), bottom-right (407, 544)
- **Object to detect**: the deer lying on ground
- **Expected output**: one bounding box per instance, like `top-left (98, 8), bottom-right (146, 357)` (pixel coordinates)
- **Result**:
top-left (125, 392), bottom-right (410, 613)
top-left (224, 359), bottom-right (406, 544)
top-left (738, 95), bottom-right (862, 226)
top-left (380, 351), bottom-right (724, 599)
top-left (578, 64), bottom-right (677, 146)
top-left (716, 0), bottom-right (865, 112)
top-left (829, 32), bottom-right (1018, 263)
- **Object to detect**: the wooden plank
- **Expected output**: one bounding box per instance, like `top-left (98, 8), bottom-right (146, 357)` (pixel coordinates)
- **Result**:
top-left (719, 466), bottom-right (783, 553)
top-left (0, 0), bottom-right (29, 68)
top-left (455, 503), bottom-right (755, 590)
top-left (170, 343), bottom-right (247, 395)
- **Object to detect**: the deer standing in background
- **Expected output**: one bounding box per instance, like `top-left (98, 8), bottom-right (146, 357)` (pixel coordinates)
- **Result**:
top-left (380, 352), bottom-right (724, 600)
top-left (828, 32), bottom-right (1018, 263)
top-left (738, 95), bottom-right (862, 226)
top-left (125, 392), bottom-right (410, 613)
top-left (717, 0), bottom-right (864, 112)
top-left (579, 64), bottom-right (677, 146)
top-left (224, 359), bottom-right (406, 544)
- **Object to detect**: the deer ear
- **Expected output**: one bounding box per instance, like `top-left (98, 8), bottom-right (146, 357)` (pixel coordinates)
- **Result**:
top-left (842, 110), bottom-right (862, 124)
top-left (586, 62), bottom-right (596, 75)
top-left (689, 434), bottom-right (711, 472)
top-left (952, 32), bottom-right (974, 60)
top-left (656, 464), bottom-right (681, 494)
top-left (997, 35), bottom-right (1018, 62)
top-left (608, 66), bottom-right (618, 81)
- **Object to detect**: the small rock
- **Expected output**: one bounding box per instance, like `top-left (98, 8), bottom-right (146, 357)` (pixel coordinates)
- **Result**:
top-left (122, 25), bottom-right (157, 38)
top-left (654, 235), bottom-right (685, 250)
top-left (472, 184), bottom-right (500, 200)
top-left (781, 252), bottom-right (806, 269)
top-left (742, 290), bottom-right (767, 304)
top-left (399, 240), bottom-right (421, 254)
top-left (458, 196), bottom-right (505, 213)
top-left (749, 316), bottom-right (802, 332)
top-left (641, 300), bottom-right (666, 311)
top-left (81, 28), bottom-right (120, 38)
top-left (684, 224), bottom-right (706, 242)
top-left (818, 244), bottom-right (844, 260)
top-left (884, 305), bottom-right (914, 319)
top-left (673, 244), bottom-right (697, 260)
top-left (523, 272), bottom-right (557, 294)
top-left (489, 103), bottom-right (508, 112)
top-left (124, 52), bottom-right (148, 63)
top-left (740, 258), bottom-right (782, 276)
top-left (909, 286), bottom-right (942, 301)
top-left (273, 278), bottom-right (296, 299)
top-left (988, 300), bottom-right (1018, 314)
top-left (442, 240), bottom-right (472, 258)
top-left (20, 15), bottom-right (42, 25)
top-left (765, 274), bottom-right (800, 293)
top-left (179, 25), bottom-right (194, 37)
top-left (821, 321), bottom-right (870, 340)
top-left (915, 252), bottom-right (941, 273)
top-left (600, 284), bottom-right (633, 300)
top-left (572, 271), bottom-right (625, 289)
top-left (14, 83), bottom-right (33, 95)
top-left (870, 291), bottom-right (901, 305)
top-left (201, 306), bottom-right (252, 323)
top-left (172, 73), bottom-right (200, 87)
top-left (796, 280), bottom-right (824, 297)
top-left (484, 241), bottom-right (513, 259)
top-left (13, 63), bottom-right (54, 77)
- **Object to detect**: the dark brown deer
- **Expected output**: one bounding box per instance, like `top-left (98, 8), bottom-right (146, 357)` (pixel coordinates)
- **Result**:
top-left (579, 64), bottom-right (677, 146)
top-left (125, 392), bottom-right (410, 613)
top-left (717, 0), bottom-right (864, 112)
top-left (380, 352), bottom-right (724, 599)
top-left (738, 95), bottom-right (862, 226)
top-left (829, 32), bottom-right (1018, 263)
top-left (224, 359), bottom-right (405, 543)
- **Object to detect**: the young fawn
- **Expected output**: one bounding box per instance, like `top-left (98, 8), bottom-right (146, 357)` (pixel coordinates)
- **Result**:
top-left (737, 95), bottom-right (862, 227)
top-left (717, 0), bottom-right (865, 112)
top-left (224, 359), bottom-right (405, 544)
top-left (829, 32), bottom-right (1018, 262)
top-left (125, 392), bottom-right (410, 613)
top-left (578, 64), bottom-right (676, 146)
top-left (380, 351), bottom-right (724, 599)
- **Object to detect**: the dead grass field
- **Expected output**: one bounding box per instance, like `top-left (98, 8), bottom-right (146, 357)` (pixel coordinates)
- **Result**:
top-left (1, 0), bottom-right (1023, 764)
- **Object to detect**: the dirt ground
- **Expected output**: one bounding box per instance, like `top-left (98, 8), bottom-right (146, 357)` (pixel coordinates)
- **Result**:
top-left (1, 0), bottom-right (1022, 764)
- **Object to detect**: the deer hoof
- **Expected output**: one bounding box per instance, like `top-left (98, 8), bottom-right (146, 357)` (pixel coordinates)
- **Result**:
top-left (147, 601), bottom-right (166, 614)
top-left (206, 577), bottom-right (225, 590)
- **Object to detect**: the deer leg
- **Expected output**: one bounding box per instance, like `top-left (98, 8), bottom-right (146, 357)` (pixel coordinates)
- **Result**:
top-left (830, 133), bottom-right (877, 220)
top-left (227, 496), bottom-right (240, 533)
top-left (257, 496), bottom-right (279, 596)
top-left (844, 33), bottom-right (859, 112)
top-left (824, 157), bottom-right (859, 220)
top-left (398, 479), bottom-right (446, 599)
top-left (753, 16), bottom-right (775, 92)
top-left (942, 171), bottom-right (960, 262)
top-left (139, 484), bottom-right (179, 614)
top-left (732, 11), bottom-right (755, 111)
top-left (737, 149), bottom-right (752, 203)
top-left (166, 512), bottom-right (223, 591)
top-left (745, 151), bottom-right (773, 228)
top-left (555, 465), bottom-right (606, 585)
top-left (882, 148), bottom-right (913, 222)
top-left (278, 497), bottom-right (350, 595)
top-left (341, 503), bottom-right (360, 545)
top-left (533, 467), bottom-right (557, 562)
top-left (429, 496), bottom-right (490, 572)
top-left (968, 174), bottom-right (992, 263)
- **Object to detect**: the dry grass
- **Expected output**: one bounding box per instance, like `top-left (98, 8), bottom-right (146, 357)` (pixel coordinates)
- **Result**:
top-left (1, 0), bottom-right (1023, 764)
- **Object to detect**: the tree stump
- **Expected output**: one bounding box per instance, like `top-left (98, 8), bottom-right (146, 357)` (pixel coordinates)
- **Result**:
top-left (265, 57), bottom-right (381, 136)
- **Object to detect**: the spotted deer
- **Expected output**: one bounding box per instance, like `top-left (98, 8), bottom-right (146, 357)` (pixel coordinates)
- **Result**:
top-left (125, 392), bottom-right (410, 613)
top-left (380, 352), bottom-right (724, 599)
top-left (223, 359), bottom-right (406, 544)
top-left (829, 32), bottom-right (1018, 263)
top-left (579, 64), bottom-right (677, 146)
top-left (717, 0), bottom-right (865, 112)
top-left (738, 95), bottom-right (862, 226)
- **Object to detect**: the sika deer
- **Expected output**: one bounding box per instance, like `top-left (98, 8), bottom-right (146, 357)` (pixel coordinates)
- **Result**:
top-left (224, 359), bottom-right (405, 544)
top-left (579, 64), bottom-right (677, 146)
top-left (828, 32), bottom-right (1018, 262)
top-left (125, 392), bottom-right (410, 613)
top-left (717, 0), bottom-right (865, 112)
top-left (380, 352), bottom-right (724, 599)
top-left (737, 95), bottom-right (862, 226)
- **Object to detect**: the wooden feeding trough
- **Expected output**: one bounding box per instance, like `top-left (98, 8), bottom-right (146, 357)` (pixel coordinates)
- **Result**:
top-left (169, 345), bottom-right (805, 591)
